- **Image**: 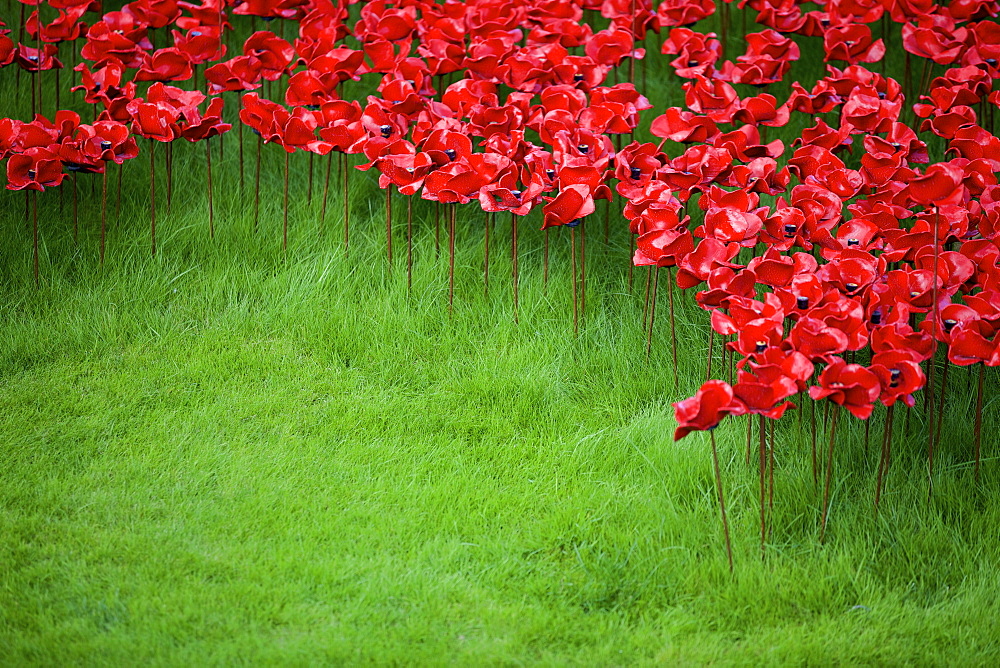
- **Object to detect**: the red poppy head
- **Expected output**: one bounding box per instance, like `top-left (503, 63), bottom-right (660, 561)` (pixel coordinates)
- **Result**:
top-left (541, 184), bottom-right (596, 230)
top-left (649, 107), bottom-right (719, 144)
top-left (869, 351), bottom-right (925, 407)
top-left (657, 0), bottom-right (716, 29)
top-left (584, 26), bottom-right (643, 67)
top-left (823, 23), bottom-right (886, 64)
top-left (635, 227), bottom-right (695, 268)
top-left (676, 238), bottom-right (741, 289)
top-left (808, 358), bottom-right (881, 419)
top-left (171, 26), bottom-right (225, 65)
top-left (134, 48), bottom-right (194, 83)
top-left (732, 366), bottom-right (798, 419)
top-left (6, 146), bottom-right (65, 192)
top-left (907, 162), bottom-right (965, 206)
top-left (672, 380), bottom-right (745, 441)
top-left (683, 76), bottom-right (740, 123)
top-left (243, 30), bottom-right (295, 80)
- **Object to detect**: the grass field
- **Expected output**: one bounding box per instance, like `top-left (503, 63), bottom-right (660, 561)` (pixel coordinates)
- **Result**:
top-left (3, 10), bottom-right (1000, 665)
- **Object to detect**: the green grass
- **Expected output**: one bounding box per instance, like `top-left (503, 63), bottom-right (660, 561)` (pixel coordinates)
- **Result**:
top-left (3, 10), bottom-right (1000, 665)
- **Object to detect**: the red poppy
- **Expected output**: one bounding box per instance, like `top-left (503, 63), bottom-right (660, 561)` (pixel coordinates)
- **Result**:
top-left (233, 0), bottom-right (307, 21)
top-left (713, 126), bottom-right (783, 162)
top-left (135, 48), bottom-right (194, 82)
top-left (728, 157), bottom-right (790, 196)
top-left (949, 328), bottom-right (1000, 365)
top-left (6, 147), bottom-right (65, 191)
top-left (948, 125), bottom-right (1000, 170)
top-left (171, 26), bottom-right (226, 65)
top-left (824, 23), bottom-right (885, 64)
top-left (659, 145), bottom-right (732, 200)
top-left (26, 6), bottom-right (89, 44)
top-left (422, 153), bottom-right (508, 204)
top-left (355, 0), bottom-right (417, 43)
top-left (317, 100), bottom-right (366, 154)
top-left (127, 101), bottom-right (181, 143)
top-left (204, 56), bottom-right (264, 94)
top-left (902, 15), bottom-right (970, 65)
top-left (584, 27), bottom-right (643, 68)
top-left (840, 85), bottom-right (902, 134)
top-left (732, 366), bottom-right (798, 420)
top-left (15, 42), bottom-right (62, 72)
top-left (479, 173), bottom-right (545, 217)
top-left (649, 107), bottom-right (719, 144)
top-left (868, 351), bottom-right (925, 407)
top-left (673, 380), bottom-right (746, 441)
top-left (676, 238), bottom-right (742, 289)
top-left (244, 30), bottom-right (295, 81)
top-left (684, 76), bottom-right (740, 123)
top-left (541, 184), bottom-right (596, 229)
top-left (907, 162), bottom-right (964, 206)
top-left (180, 98), bottom-right (232, 142)
top-left (808, 358), bottom-right (881, 419)
top-left (126, 0), bottom-right (182, 30)
top-left (732, 94), bottom-right (790, 127)
top-left (662, 27), bottom-right (720, 78)
top-left (80, 20), bottom-right (145, 68)
top-left (719, 29), bottom-right (799, 85)
top-left (657, 0), bottom-right (716, 28)
top-left (92, 120), bottom-right (139, 164)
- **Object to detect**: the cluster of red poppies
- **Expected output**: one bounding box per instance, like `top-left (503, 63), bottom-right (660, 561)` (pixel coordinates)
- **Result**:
top-left (3, 1), bottom-right (1000, 456)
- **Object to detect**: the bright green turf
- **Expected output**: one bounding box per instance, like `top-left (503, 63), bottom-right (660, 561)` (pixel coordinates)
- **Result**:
top-left (2, 8), bottom-right (1000, 665)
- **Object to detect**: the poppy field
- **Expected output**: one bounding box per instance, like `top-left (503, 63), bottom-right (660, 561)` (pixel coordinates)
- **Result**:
top-left (3, 0), bottom-right (1000, 663)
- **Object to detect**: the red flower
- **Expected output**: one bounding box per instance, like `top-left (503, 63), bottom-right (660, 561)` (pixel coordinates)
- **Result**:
top-left (6, 147), bottom-right (65, 191)
top-left (684, 76), bottom-right (740, 123)
top-left (479, 174), bottom-right (545, 217)
top-left (355, 0), bottom-right (417, 42)
top-left (732, 94), bottom-right (790, 127)
top-left (662, 27), bottom-right (720, 79)
top-left (421, 153), bottom-right (508, 204)
top-left (657, 0), bottom-right (716, 28)
top-left (949, 328), bottom-right (1000, 365)
top-left (907, 162), bottom-right (964, 206)
top-left (733, 368), bottom-right (797, 420)
top-left (317, 100), bottom-right (366, 154)
top-left (135, 48), bottom-right (194, 83)
top-left (243, 30), bottom-right (294, 81)
top-left (233, 0), bottom-right (306, 21)
top-left (584, 27), bottom-right (643, 68)
top-left (127, 0), bottom-right (182, 30)
top-left (542, 184), bottom-right (596, 229)
top-left (719, 29), bottom-right (799, 85)
top-left (614, 141), bottom-right (666, 198)
top-left (676, 238), bottom-right (741, 289)
top-left (902, 15), bottom-right (970, 65)
top-left (72, 61), bottom-right (134, 108)
top-left (92, 120), bottom-right (139, 164)
top-left (634, 207), bottom-right (695, 267)
top-left (180, 98), bottom-right (232, 142)
top-left (840, 85), bottom-right (902, 133)
top-left (80, 20), bottom-right (144, 68)
top-left (127, 102), bottom-right (180, 143)
top-left (171, 26), bottom-right (225, 64)
top-left (649, 107), bottom-right (719, 144)
top-left (673, 380), bottom-right (746, 441)
top-left (204, 56), bottom-right (264, 94)
top-left (809, 358), bottom-right (881, 419)
top-left (15, 43), bottom-right (62, 72)
top-left (26, 6), bottom-right (88, 44)
top-left (824, 23), bottom-right (885, 64)
top-left (868, 351), bottom-right (925, 407)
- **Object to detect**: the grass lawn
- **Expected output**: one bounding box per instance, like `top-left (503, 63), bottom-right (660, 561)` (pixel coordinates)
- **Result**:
top-left (3, 11), bottom-right (1000, 665)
